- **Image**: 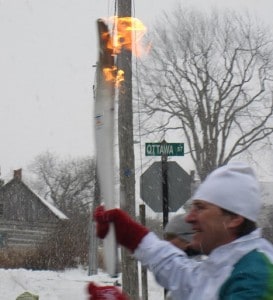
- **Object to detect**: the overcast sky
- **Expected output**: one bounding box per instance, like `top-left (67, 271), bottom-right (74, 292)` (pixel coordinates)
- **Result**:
top-left (1, 0), bottom-right (273, 180)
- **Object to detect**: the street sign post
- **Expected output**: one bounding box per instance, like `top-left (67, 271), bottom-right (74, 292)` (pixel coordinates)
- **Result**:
top-left (143, 140), bottom-right (188, 228)
top-left (145, 142), bottom-right (184, 156)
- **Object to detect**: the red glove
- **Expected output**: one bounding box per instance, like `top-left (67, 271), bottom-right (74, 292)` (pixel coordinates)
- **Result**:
top-left (87, 282), bottom-right (129, 300)
top-left (94, 206), bottom-right (149, 252)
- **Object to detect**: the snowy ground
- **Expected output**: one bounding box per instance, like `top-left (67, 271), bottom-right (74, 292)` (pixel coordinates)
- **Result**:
top-left (0, 266), bottom-right (164, 299)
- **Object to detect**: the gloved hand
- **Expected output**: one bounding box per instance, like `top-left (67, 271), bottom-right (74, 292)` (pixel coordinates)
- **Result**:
top-left (87, 282), bottom-right (129, 300)
top-left (94, 205), bottom-right (149, 252)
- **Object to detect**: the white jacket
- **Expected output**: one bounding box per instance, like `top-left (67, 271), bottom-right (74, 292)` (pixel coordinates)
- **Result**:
top-left (134, 229), bottom-right (273, 300)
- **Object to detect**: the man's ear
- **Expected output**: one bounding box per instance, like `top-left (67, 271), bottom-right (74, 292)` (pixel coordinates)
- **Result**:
top-left (227, 214), bottom-right (244, 229)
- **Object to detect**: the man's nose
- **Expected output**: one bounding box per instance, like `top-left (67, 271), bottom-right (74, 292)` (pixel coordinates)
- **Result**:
top-left (185, 210), bottom-right (196, 223)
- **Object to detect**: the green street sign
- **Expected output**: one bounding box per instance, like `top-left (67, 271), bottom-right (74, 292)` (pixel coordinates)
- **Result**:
top-left (145, 142), bottom-right (184, 156)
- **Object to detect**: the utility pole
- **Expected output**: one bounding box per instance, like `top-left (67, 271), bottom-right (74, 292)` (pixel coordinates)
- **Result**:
top-left (88, 173), bottom-right (99, 275)
top-left (117, 0), bottom-right (140, 299)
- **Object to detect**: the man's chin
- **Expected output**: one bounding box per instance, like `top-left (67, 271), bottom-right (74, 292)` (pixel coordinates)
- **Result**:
top-left (190, 239), bottom-right (202, 252)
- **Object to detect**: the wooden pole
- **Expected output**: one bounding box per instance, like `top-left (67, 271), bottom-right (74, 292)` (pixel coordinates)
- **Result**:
top-left (88, 173), bottom-right (99, 275)
top-left (117, 0), bottom-right (140, 299)
top-left (140, 204), bottom-right (148, 300)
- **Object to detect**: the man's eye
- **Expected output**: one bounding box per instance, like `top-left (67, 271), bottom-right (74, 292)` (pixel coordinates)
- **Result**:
top-left (195, 205), bottom-right (205, 211)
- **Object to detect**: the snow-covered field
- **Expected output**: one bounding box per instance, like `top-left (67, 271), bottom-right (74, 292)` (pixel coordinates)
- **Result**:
top-left (0, 267), bottom-right (164, 299)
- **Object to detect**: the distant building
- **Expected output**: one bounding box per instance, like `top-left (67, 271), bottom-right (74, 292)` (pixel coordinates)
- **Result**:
top-left (0, 169), bottom-right (68, 248)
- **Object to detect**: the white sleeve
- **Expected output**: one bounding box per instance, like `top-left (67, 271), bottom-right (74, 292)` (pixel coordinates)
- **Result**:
top-left (134, 232), bottom-right (200, 291)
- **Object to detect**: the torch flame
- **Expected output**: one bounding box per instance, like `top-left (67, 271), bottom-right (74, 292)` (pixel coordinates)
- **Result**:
top-left (103, 66), bottom-right (125, 88)
top-left (116, 69), bottom-right (125, 86)
top-left (108, 16), bottom-right (148, 56)
top-left (101, 16), bottom-right (148, 87)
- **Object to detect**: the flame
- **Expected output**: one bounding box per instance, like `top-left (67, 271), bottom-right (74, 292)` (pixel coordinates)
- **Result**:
top-left (103, 66), bottom-right (124, 87)
top-left (116, 69), bottom-right (125, 86)
top-left (102, 16), bottom-right (148, 87)
top-left (107, 16), bottom-right (148, 56)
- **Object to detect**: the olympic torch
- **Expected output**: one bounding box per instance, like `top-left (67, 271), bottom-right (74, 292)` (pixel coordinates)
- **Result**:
top-left (94, 19), bottom-right (118, 277)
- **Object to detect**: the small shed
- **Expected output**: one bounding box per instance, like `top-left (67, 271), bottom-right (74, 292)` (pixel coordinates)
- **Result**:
top-left (0, 169), bottom-right (68, 248)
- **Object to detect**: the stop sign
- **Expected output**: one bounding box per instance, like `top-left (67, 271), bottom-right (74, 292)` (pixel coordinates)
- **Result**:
top-left (140, 161), bottom-right (191, 212)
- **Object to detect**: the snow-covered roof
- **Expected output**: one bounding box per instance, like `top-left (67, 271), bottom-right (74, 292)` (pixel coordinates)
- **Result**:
top-left (1, 169), bottom-right (69, 220)
top-left (31, 189), bottom-right (68, 220)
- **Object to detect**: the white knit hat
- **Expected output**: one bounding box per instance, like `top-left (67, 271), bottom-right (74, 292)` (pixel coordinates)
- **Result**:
top-left (164, 214), bottom-right (194, 242)
top-left (192, 162), bottom-right (261, 222)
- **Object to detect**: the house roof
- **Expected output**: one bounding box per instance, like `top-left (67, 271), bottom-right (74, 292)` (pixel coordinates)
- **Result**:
top-left (1, 169), bottom-right (68, 220)
top-left (30, 188), bottom-right (68, 220)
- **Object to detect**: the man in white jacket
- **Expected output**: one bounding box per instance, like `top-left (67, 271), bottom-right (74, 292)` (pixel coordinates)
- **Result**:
top-left (92, 162), bottom-right (273, 299)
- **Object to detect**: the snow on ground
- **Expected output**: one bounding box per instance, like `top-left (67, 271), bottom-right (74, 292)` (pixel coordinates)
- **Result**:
top-left (0, 266), bottom-right (164, 299)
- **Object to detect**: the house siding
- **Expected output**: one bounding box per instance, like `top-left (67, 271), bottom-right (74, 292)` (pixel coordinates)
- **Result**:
top-left (0, 173), bottom-right (67, 248)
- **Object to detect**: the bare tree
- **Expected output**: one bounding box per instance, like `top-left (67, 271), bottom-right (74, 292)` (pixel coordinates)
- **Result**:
top-left (27, 151), bottom-right (95, 217)
top-left (137, 7), bottom-right (273, 180)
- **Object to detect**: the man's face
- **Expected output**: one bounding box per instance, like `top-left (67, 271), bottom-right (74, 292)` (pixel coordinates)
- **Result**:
top-left (185, 200), bottom-right (236, 255)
